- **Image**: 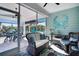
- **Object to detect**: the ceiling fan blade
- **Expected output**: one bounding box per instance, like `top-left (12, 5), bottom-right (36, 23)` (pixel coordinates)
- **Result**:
top-left (55, 3), bottom-right (60, 5)
top-left (43, 3), bottom-right (47, 7)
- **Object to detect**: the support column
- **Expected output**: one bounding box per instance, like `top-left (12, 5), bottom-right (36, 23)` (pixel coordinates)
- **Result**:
top-left (17, 3), bottom-right (21, 53)
top-left (23, 23), bottom-right (26, 35)
top-left (36, 12), bottom-right (38, 31)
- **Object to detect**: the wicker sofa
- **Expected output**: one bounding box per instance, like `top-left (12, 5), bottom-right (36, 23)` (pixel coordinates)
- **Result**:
top-left (26, 33), bottom-right (49, 56)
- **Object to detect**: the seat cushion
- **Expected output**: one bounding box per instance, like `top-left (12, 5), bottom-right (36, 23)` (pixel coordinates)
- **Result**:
top-left (70, 37), bottom-right (78, 42)
top-left (35, 40), bottom-right (49, 48)
top-left (71, 46), bottom-right (79, 51)
top-left (72, 34), bottom-right (79, 39)
top-left (35, 33), bottom-right (40, 41)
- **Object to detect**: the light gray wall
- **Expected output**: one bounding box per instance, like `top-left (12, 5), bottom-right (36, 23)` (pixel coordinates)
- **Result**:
top-left (46, 6), bottom-right (79, 35)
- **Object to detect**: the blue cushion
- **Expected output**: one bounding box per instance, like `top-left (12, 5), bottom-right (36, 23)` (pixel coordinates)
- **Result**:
top-left (40, 34), bottom-right (46, 40)
top-left (72, 34), bottom-right (78, 39)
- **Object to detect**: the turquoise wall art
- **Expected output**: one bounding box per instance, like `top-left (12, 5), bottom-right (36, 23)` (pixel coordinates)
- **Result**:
top-left (53, 15), bottom-right (69, 32)
top-left (47, 6), bottom-right (79, 35)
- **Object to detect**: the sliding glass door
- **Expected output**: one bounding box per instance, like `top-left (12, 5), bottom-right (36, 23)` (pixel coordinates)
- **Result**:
top-left (0, 3), bottom-right (19, 55)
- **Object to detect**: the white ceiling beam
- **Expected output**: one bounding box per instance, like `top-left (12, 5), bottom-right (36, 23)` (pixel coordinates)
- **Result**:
top-left (23, 3), bottom-right (50, 16)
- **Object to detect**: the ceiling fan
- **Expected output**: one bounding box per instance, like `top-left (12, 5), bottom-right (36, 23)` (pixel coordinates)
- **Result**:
top-left (43, 3), bottom-right (60, 7)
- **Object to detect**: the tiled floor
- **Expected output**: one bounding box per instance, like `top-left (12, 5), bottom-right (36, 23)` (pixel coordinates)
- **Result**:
top-left (0, 37), bottom-right (69, 56)
top-left (0, 37), bottom-right (29, 55)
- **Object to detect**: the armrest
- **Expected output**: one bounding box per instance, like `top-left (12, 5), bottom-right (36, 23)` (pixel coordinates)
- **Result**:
top-left (46, 36), bottom-right (49, 40)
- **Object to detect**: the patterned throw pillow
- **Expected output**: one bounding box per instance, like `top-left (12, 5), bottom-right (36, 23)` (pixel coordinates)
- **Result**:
top-left (40, 34), bottom-right (46, 40)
